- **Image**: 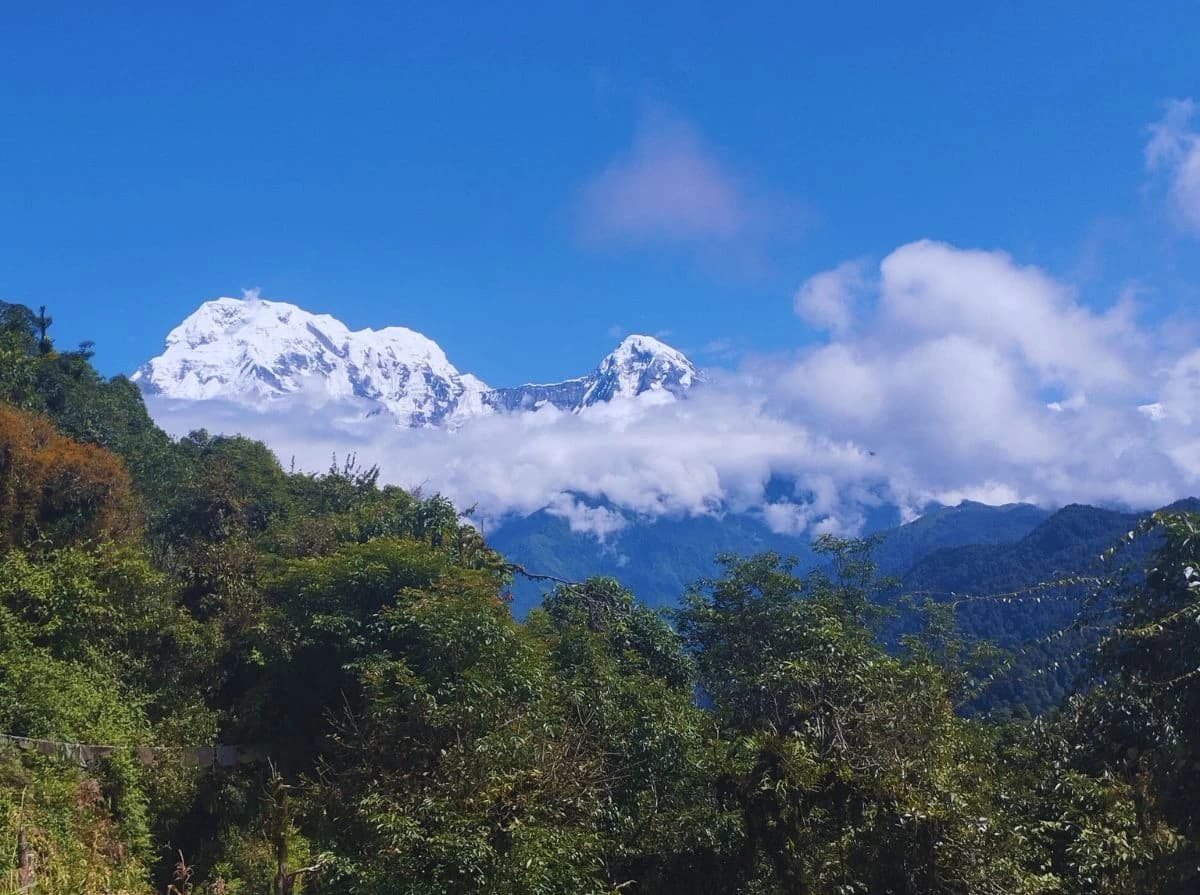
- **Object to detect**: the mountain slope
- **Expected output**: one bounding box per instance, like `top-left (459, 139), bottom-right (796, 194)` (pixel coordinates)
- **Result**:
top-left (870, 500), bottom-right (1052, 577)
top-left (902, 503), bottom-right (1140, 601)
top-left (891, 503), bottom-right (1200, 716)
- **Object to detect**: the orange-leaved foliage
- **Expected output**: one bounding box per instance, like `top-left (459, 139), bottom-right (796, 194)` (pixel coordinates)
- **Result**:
top-left (0, 402), bottom-right (139, 548)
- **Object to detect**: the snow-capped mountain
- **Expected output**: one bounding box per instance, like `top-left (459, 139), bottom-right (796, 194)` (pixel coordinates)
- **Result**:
top-left (131, 296), bottom-right (490, 427)
top-left (133, 296), bottom-right (700, 426)
top-left (487, 335), bottom-right (699, 413)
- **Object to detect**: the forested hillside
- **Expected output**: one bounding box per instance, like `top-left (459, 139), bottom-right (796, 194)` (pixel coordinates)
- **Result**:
top-left (3, 300), bottom-right (1200, 894)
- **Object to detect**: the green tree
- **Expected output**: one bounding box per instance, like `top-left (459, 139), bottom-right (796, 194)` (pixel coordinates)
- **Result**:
top-left (301, 545), bottom-right (612, 894)
top-left (677, 548), bottom-right (1050, 894)
top-left (529, 578), bottom-right (737, 893)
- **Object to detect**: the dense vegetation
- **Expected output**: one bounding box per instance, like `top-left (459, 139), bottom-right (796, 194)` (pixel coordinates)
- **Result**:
top-left (2, 300), bottom-right (1200, 893)
top-left (493, 488), bottom-right (1167, 720)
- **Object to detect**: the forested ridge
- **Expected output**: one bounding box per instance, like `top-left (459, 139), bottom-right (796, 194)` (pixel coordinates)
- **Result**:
top-left (2, 300), bottom-right (1200, 894)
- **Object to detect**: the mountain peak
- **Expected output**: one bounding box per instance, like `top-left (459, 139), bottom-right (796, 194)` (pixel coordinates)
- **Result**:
top-left (604, 333), bottom-right (694, 371)
top-left (612, 332), bottom-right (679, 354)
top-left (133, 296), bottom-right (485, 427)
top-left (588, 334), bottom-right (699, 404)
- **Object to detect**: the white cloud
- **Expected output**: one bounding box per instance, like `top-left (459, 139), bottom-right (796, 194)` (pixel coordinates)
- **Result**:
top-left (146, 240), bottom-right (1200, 540)
top-left (578, 112), bottom-right (754, 246)
top-left (1146, 98), bottom-right (1200, 234)
top-left (877, 240), bottom-right (1135, 389)
top-left (794, 260), bottom-right (868, 334)
top-left (544, 494), bottom-right (628, 540)
top-left (776, 241), bottom-right (1197, 515)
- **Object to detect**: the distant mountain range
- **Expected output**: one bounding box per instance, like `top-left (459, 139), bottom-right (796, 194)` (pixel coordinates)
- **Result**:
top-left (132, 296), bottom-right (700, 427)
top-left (490, 498), bottom-right (1056, 615)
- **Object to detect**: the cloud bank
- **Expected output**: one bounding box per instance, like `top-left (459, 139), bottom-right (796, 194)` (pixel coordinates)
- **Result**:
top-left (146, 240), bottom-right (1200, 538)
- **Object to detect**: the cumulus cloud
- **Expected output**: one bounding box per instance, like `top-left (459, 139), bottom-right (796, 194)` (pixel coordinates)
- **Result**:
top-left (1146, 98), bottom-right (1200, 233)
top-left (146, 240), bottom-right (1200, 539)
top-left (578, 112), bottom-right (755, 246)
top-left (777, 240), bottom-right (1196, 515)
top-left (794, 260), bottom-right (869, 334)
top-left (878, 241), bottom-right (1137, 388)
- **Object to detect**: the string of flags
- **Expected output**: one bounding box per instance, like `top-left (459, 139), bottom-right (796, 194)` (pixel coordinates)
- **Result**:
top-left (0, 732), bottom-right (265, 769)
top-left (904, 574), bottom-right (1109, 608)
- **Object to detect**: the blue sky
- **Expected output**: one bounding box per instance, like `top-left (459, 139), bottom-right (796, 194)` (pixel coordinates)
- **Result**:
top-left (3, 1), bottom-right (1199, 386)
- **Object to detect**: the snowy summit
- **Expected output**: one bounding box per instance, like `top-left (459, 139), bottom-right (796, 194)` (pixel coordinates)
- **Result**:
top-left (131, 295), bottom-right (489, 427)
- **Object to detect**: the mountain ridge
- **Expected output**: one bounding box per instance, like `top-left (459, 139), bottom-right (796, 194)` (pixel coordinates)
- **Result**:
top-left (133, 296), bottom-right (701, 427)
top-left (486, 333), bottom-right (698, 414)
